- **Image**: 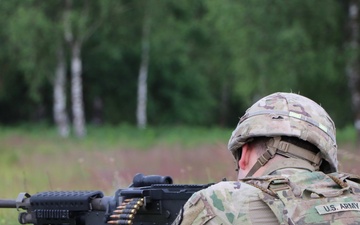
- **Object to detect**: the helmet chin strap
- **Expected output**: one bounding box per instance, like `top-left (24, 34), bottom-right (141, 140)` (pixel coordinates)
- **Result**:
top-left (245, 137), bottom-right (322, 177)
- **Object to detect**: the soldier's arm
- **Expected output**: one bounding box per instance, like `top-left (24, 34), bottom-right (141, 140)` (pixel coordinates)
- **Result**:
top-left (172, 191), bottom-right (215, 225)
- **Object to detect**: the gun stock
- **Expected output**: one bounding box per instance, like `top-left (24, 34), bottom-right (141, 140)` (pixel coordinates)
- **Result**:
top-left (0, 174), bottom-right (213, 225)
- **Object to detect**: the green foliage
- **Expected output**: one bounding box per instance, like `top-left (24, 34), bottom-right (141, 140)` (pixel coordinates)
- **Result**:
top-left (5, 1), bottom-right (58, 102)
top-left (0, 0), bottom-right (354, 128)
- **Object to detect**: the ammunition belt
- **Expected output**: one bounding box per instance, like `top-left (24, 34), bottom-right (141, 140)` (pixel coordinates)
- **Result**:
top-left (107, 198), bottom-right (144, 225)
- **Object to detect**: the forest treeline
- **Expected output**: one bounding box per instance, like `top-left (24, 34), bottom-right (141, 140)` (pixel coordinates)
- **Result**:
top-left (0, 0), bottom-right (358, 137)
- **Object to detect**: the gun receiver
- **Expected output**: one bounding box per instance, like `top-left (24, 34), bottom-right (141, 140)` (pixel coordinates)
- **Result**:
top-left (0, 173), bottom-right (213, 225)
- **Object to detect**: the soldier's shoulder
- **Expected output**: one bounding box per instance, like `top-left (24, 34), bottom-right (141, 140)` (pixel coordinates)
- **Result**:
top-left (196, 180), bottom-right (263, 201)
top-left (203, 180), bottom-right (260, 191)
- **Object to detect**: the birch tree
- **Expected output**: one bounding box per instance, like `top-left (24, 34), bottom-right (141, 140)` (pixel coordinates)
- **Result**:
top-left (346, 0), bottom-right (360, 141)
top-left (53, 45), bottom-right (70, 137)
top-left (136, 6), bottom-right (151, 129)
top-left (64, 0), bottom-right (85, 137)
top-left (63, 0), bottom-right (112, 137)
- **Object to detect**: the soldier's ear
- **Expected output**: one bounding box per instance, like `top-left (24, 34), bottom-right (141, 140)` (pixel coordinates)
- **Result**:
top-left (239, 143), bottom-right (251, 170)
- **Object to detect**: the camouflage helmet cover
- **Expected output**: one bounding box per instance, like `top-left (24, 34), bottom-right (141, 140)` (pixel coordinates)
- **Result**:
top-left (228, 92), bottom-right (338, 172)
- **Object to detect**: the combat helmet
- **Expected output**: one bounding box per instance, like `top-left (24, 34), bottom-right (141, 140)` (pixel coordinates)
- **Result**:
top-left (228, 92), bottom-right (338, 174)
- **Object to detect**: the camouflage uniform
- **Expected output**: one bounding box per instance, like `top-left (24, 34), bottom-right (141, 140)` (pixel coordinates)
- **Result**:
top-left (173, 169), bottom-right (360, 224)
top-left (173, 92), bottom-right (360, 225)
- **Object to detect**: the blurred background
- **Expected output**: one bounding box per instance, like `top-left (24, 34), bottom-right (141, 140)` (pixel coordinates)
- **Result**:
top-left (2, 0), bottom-right (360, 222)
top-left (0, 0), bottom-right (356, 132)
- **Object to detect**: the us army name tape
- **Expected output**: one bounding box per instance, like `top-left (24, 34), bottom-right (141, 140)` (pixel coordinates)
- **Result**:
top-left (315, 202), bottom-right (360, 215)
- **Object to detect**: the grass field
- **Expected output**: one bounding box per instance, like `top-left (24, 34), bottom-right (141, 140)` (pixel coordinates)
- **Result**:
top-left (0, 124), bottom-right (359, 224)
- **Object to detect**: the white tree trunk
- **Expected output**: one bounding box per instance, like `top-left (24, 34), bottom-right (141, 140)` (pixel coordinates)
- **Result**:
top-left (64, 0), bottom-right (86, 137)
top-left (71, 40), bottom-right (86, 137)
top-left (136, 17), bottom-right (151, 129)
top-left (53, 46), bottom-right (70, 137)
top-left (346, 0), bottom-right (360, 141)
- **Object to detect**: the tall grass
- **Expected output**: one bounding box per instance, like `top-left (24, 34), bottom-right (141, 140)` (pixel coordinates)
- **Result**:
top-left (0, 125), bottom-right (234, 224)
top-left (336, 125), bottom-right (357, 146)
top-left (0, 124), bottom-right (357, 224)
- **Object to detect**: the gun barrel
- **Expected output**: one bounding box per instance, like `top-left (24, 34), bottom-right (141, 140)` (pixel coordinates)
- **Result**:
top-left (0, 199), bottom-right (16, 208)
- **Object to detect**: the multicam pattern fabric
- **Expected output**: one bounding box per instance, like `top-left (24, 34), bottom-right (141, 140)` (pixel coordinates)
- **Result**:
top-left (173, 169), bottom-right (360, 225)
top-left (172, 180), bottom-right (271, 225)
top-left (228, 92), bottom-right (338, 173)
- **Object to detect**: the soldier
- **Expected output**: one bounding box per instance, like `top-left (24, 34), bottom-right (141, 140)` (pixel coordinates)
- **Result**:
top-left (173, 92), bottom-right (360, 225)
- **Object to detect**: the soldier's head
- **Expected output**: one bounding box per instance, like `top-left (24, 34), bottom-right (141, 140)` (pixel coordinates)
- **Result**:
top-left (228, 92), bottom-right (337, 178)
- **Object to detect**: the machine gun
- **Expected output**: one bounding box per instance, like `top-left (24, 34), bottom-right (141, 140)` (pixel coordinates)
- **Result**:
top-left (0, 173), bottom-right (214, 225)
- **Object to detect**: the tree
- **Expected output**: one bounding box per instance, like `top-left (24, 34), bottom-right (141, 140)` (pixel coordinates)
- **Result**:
top-left (346, 0), bottom-right (360, 141)
top-left (62, 0), bottom-right (116, 137)
top-left (136, 2), bottom-right (151, 129)
top-left (3, 1), bottom-right (58, 123)
top-left (223, 0), bottom-right (347, 125)
top-left (53, 45), bottom-right (70, 137)
top-left (63, 0), bottom-right (86, 137)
